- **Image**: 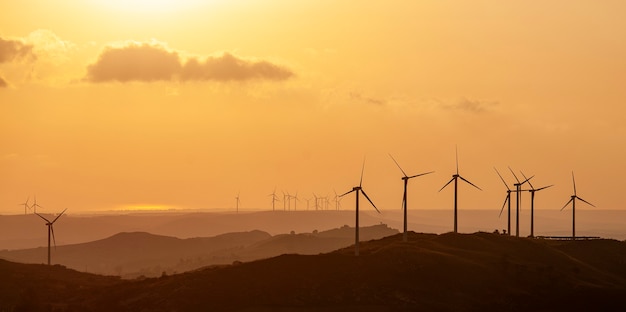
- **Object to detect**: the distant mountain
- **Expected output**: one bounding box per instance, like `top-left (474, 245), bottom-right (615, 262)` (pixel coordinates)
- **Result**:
top-left (1, 232), bottom-right (625, 311)
top-left (0, 224), bottom-right (397, 278)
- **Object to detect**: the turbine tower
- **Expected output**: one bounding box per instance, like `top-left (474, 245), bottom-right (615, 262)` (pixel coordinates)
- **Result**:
top-left (339, 160), bottom-right (381, 256)
top-left (508, 167), bottom-right (532, 237)
top-left (561, 172), bottom-right (595, 240)
top-left (35, 209), bottom-right (67, 265)
top-left (520, 171), bottom-right (553, 238)
top-left (19, 196), bottom-right (31, 215)
top-left (389, 154), bottom-right (433, 241)
top-left (494, 168), bottom-right (513, 235)
top-left (32, 196), bottom-right (43, 213)
top-left (235, 192), bottom-right (241, 213)
top-left (439, 147), bottom-right (481, 233)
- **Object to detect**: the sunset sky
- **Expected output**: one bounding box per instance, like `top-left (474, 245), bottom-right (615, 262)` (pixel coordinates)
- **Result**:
top-left (1, 1), bottom-right (625, 216)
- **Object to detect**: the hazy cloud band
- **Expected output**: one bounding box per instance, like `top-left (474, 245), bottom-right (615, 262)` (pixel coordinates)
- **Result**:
top-left (86, 42), bottom-right (294, 83)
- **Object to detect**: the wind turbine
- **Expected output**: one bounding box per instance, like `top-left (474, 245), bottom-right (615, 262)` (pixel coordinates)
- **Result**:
top-left (35, 208), bottom-right (67, 265)
top-left (292, 192), bottom-right (300, 211)
top-left (312, 193), bottom-right (319, 210)
top-left (508, 167), bottom-right (532, 237)
top-left (520, 171), bottom-right (553, 238)
top-left (389, 154), bottom-right (433, 241)
top-left (339, 160), bottom-right (381, 256)
top-left (268, 188), bottom-right (280, 211)
top-left (19, 196), bottom-right (31, 215)
top-left (32, 196), bottom-right (43, 213)
top-left (235, 192), bottom-right (241, 213)
top-left (561, 172), bottom-right (595, 240)
top-left (439, 147), bottom-right (481, 233)
top-left (494, 168), bottom-right (514, 235)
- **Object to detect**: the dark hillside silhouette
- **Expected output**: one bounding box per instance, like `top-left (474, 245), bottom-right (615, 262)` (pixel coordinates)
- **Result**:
top-left (2, 232), bottom-right (625, 311)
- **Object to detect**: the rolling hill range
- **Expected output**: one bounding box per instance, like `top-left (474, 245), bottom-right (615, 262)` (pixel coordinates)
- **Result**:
top-left (0, 224), bottom-right (398, 278)
top-left (1, 232), bottom-right (626, 311)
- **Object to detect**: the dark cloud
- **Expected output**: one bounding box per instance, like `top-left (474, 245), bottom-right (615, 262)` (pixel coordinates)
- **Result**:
top-left (0, 37), bottom-right (35, 63)
top-left (86, 43), bottom-right (181, 82)
top-left (0, 76), bottom-right (7, 88)
top-left (86, 42), bottom-right (294, 83)
top-left (441, 98), bottom-right (497, 113)
top-left (181, 53), bottom-right (293, 81)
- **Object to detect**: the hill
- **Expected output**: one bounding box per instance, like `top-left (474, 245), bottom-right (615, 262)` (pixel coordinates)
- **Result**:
top-left (0, 224), bottom-right (397, 277)
top-left (2, 232), bottom-right (626, 311)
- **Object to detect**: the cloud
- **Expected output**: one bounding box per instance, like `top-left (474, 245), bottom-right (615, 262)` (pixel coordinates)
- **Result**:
top-left (181, 53), bottom-right (294, 81)
top-left (86, 42), bottom-right (181, 82)
top-left (349, 92), bottom-right (387, 106)
top-left (0, 76), bottom-right (7, 88)
top-left (86, 42), bottom-right (294, 83)
top-left (440, 98), bottom-right (498, 113)
top-left (0, 37), bottom-right (35, 63)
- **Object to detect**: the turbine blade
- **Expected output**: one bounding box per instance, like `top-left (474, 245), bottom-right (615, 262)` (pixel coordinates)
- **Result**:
top-left (494, 167), bottom-right (510, 190)
top-left (360, 157), bottom-right (366, 187)
top-left (438, 177), bottom-right (455, 192)
top-left (459, 175), bottom-right (482, 191)
top-left (508, 166), bottom-right (521, 183)
top-left (520, 171), bottom-right (535, 190)
top-left (408, 171), bottom-right (434, 179)
top-left (51, 225), bottom-right (57, 249)
top-left (389, 154), bottom-right (408, 177)
top-left (561, 198), bottom-right (574, 211)
top-left (536, 185), bottom-right (554, 191)
top-left (520, 174), bottom-right (534, 186)
top-left (339, 189), bottom-right (355, 197)
top-left (499, 195), bottom-right (508, 218)
top-left (576, 196), bottom-right (595, 207)
top-left (572, 172), bottom-right (577, 196)
top-left (455, 145), bottom-right (459, 175)
top-left (35, 212), bottom-right (51, 223)
top-left (51, 208), bottom-right (67, 224)
top-left (401, 195), bottom-right (405, 211)
top-left (361, 189), bottom-right (380, 213)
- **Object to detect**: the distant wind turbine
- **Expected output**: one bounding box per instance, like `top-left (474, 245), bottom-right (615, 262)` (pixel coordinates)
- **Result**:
top-left (268, 188), bottom-right (280, 211)
top-left (35, 209), bottom-right (67, 265)
top-left (439, 147), bottom-right (481, 233)
top-left (494, 168), bottom-right (513, 235)
top-left (508, 167), bottom-right (532, 237)
top-left (32, 196), bottom-right (43, 213)
top-left (339, 160), bottom-right (381, 256)
top-left (389, 154), bottom-right (433, 241)
top-left (19, 196), bottom-right (31, 215)
top-left (235, 192), bottom-right (241, 213)
top-left (561, 172), bottom-right (595, 240)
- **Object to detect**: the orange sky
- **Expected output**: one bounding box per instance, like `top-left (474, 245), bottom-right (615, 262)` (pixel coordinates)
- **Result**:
top-left (1, 1), bottom-right (625, 216)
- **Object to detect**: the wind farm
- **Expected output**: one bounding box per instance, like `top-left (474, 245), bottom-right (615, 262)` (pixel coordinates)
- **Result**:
top-left (2, 1), bottom-right (626, 311)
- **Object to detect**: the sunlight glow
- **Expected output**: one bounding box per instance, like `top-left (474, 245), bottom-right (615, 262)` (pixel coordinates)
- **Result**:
top-left (93, 0), bottom-right (208, 14)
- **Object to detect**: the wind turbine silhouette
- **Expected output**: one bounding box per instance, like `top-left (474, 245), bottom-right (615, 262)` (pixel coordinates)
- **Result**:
top-left (438, 147), bottom-right (481, 233)
top-left (235, 192), bottom-right (241, 213)
top-left (561, 172), bottom-right (595, 240)
top-left (339, 160), bottom-right (380, 256)
top-left (292, 192), bottom-right (300, 211)
top-left (494, 168), bottom-right (513, 235)
top-left (268, 188), bottom-right (280, 211)
top-left (35, 209), bottom-right (67, 265)
top-left (389, 154), bottom-right (433, 241)
top-left (19, 196), bottom-right (31, 215)
top-left (520, 171), bottom-right (553, 238)
top-left (508, 167), bottom-right (532, 237)
top-left (32, 196), bottom-right (43, 213)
